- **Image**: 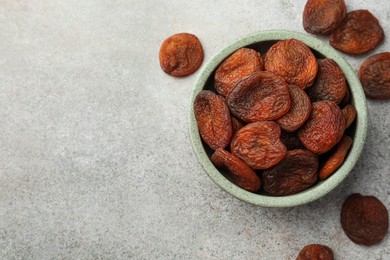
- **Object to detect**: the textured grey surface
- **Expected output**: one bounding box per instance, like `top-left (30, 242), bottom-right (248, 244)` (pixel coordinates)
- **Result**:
top-left (0, 0), bottom-right (389, 259)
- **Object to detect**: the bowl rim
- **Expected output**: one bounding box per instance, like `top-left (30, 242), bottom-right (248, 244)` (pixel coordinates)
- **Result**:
top-left (188, 29), bottom-right (367, 207)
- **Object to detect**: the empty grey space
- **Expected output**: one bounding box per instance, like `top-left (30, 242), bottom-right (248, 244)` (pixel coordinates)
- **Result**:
top-left (0, 0), bottom-right (389, 259)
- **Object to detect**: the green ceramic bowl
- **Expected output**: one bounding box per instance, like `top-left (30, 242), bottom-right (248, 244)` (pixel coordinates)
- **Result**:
top-left (189, 30), bottom-right (367, 207)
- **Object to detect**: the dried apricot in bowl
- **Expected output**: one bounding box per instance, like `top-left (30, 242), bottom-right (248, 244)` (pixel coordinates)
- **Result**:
top-left (303, 0), bottom-right (346, 35)
top-left (159, 33), bottom-right (204, 77)
top-left (341, 194), bottom-right (389, 246)
top-left (262, 149), bottom-right (318, 196)
top-left (214, 48), bottom-right (263, 97)
top-left (358, 52), bottom-right (390, 99)
top-left (298, 101), bottom-right (345, 155)
top-left (330, 10), bottom-right (384, 55)
top-left (264, 38), bottom-right (318, 89)
top-left (194, 90), bottom-right (232, 150)
top-left (226, 71), bottom-right (291, 123)
top-left (296, 244), bottom-right (334, 260)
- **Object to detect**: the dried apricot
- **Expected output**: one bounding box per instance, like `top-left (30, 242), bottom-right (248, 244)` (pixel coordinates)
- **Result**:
top-left (303, 0), bottom-right (346, 35)
top-left (280, 131), bottom-right (304, 150)
top-left (330, 10), bottom-right (384, 55)
top-left (339, 84), bottom-right (351, 108)
top-left (230, 121), bottom-right (286, 170)
top-left (194, 90), bottom-right (232, 150)
top-left (264, 39), bottom-right (318, 89)
top-left (276, 85), bottom-right (312, 132)
top-left (341, 194), bottom-right (389, 246)
top-left (159, 33), bottom-right (204, 77)
top-left (211, 148), bottom-right (261, 192)
top-left (307, 59), bottom-right (347, 104)
top-left (226, 71), bottom-right (291, 123)
top-left (358, 52), bottom-right (390, 99)
top-left (215, 48), bottom-right (263, 97)
top-left (296, 244), bottom-right (334, 260)
top-left (319, 135), bottom-right (352, 180)
top-left (298, 101), bottom-right (345, 154)
top-left (263, 149), bottom-right (318, 196)
top-left (341, 104), bottom-right (356, 129)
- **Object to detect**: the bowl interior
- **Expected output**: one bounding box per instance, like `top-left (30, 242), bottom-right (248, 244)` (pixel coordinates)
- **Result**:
top-left (189, 30), bottom-right (367, 207)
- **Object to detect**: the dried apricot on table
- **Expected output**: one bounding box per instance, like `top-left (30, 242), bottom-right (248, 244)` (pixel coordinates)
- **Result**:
top-left (264, 39), bottom-right (318, 89)
top-left (319, 135), bottom-right (353, 180)
top-left (341, 194), bottom-right (389, 246)
top-left (303, 0), bottom-right (346, 35)
top-left (298, 101), bottom-right (345, 154)
top-left (227, 71), bottom-right (291, 123)
top-left (159, 33), bottom-right (204, 77)
top-left (215, 48), bottom-right (263, 97)
top-left (358, 52), bottom-right (390, 99)
top-left (276, 85), bottom-right (312, 132)
top-left (263, 149), bottom-right (318, 196)
top-left (296, 244), bottom-right (334, 260)
top-left (307, 59), bottom-right (347, 104)
top-left (230, 121), bottom-right (286, 170)
top-left (194, 90), bottom-right (232, 150)
top-left (330, 10), bottom-right (384, 55)
top-left (211, 148), bottom-right (261, 192)
top-left (341, 104), bottom-right (357, 129)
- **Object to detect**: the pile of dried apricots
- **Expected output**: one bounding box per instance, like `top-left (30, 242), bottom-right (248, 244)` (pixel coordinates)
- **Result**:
top-left (159, 0), bottom-right (388, 257)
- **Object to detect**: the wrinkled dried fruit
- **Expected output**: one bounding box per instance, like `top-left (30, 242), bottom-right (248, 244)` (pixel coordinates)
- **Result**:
top-left (303, 0), bottom-right (346, 35)
top-left (280, 131), bottom-right (304, 150)
top-left (211, 148), bottom-right (261, 192)
top-left (341, 104), bottom-right (357, 129)
top-left (341, 194), bottom-right (389, 246)
top-left (230, 121), bottom-right (286, 170)
top-left (227, 71), bottom-right (291, 123)
top-left (330, 10), bottom-right (384, 55)
top-left (194, 90), bottom-right (232, 150)
top-left (263, 149), bottom-right (318, 196)
top-left (319, 135), bottom-right (352, 180)
top-left (264, 39), bottom-right (318, 89)
top-left (215, 48), bottom-right (263, 97)
top-left (159, 33), bottom-right (204, 77)
top-left (358, 52), bottom-right (390, 99)
top-left (298, 101), bottom-right (345, 154)
top-left (307, 59), bottom-right (347, 104)
top-left (296, 244), bottom-right (334, 260)
top-left (277, 85), bottom-right (312, 132)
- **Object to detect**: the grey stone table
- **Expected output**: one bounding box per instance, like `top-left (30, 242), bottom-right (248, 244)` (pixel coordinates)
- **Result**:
top-left (1, 1), bottom-right (389, 259)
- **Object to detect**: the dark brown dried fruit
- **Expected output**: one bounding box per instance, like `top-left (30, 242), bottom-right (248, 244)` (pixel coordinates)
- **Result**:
top-left (319, 135), bottom-right (352, 180)
top-left (264, 39), bottom-right (318, 89)
top-left (194, 90), bottom-right (232, 150)
top-left (330, 10), bottom-right (384, 55)
top-left (280, 131), bottom-right (304, 150)
top-left (215, 48), bottom-right (263, 97)
top-left (307, 59), bottom-right (347, 104)
top-left (296, 244), bottom-right (334, 260)
top-left (341, 194), bottom-right (389, 246)
top-left (303, 0), bottom-right (346, 35)
top-left (227, 71), bottom-right (291, 123)
top-left (230, 121), bottom-right (287, 170)
top-left (159, 33), bottom-right (204, 77)
top-left (358, 52), bottom-right (390, 99)
top-left (276, 85), bottom-right (312, 132)
top-left (339, 84), bottom-right (351, 108)
top-left (341, 104), bottom-right (357, 129)
top-left (263, 149), bottom-right (318, 196)
top-left (298, 101), bottom-right (345, 154)
top-left (211, 148), bottom-right (261, 192)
